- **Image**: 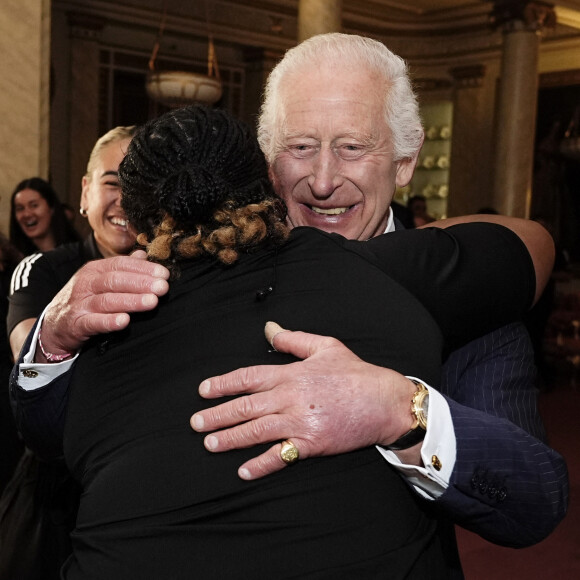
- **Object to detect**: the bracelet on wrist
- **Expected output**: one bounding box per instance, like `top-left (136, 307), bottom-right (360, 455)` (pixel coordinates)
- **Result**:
top-left (38, 327), bottom-right (74, 362)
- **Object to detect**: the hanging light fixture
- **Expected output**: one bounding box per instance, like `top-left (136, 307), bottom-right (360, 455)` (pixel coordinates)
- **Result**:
top-left (145, 1), bottom-right (223, 108)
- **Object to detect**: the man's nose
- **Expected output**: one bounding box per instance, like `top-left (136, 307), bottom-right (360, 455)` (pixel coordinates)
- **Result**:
top-left (308, 148), bottom-right (342, 199)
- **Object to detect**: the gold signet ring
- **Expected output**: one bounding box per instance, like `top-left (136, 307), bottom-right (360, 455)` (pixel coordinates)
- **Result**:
top-left (280, 440), bottom-right (300, 465)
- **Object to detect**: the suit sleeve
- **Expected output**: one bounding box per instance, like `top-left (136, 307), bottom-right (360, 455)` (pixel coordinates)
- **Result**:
top-left (434, 323), bottom-right (569, 547)
top-left (9, 321), bottom-right (72, 461)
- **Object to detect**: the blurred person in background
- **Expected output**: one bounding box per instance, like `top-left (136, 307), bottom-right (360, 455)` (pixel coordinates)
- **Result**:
top-left (407, 195), bottom-right (435, 227)
top-left (9, 177), bottom-right (80, 257)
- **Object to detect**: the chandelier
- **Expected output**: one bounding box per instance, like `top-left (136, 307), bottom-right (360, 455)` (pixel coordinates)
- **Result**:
top-left (145, 2), bottom-right (223, 108)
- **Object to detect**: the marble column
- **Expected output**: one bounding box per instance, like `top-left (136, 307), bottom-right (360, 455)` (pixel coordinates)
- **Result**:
top-left (447, 65), bottom-right (494, 217)
top-left (0, 0), bottom-right (51, 232)
top-left (491, 1), bottom-right (556, 217)
top-left (298, 0), bottom-right (342, 42)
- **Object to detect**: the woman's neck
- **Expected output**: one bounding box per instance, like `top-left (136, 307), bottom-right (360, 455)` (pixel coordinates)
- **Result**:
top-left (33, 232), bottom-right (57, 253)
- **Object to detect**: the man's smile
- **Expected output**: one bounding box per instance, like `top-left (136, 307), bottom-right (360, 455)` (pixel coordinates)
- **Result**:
top-left (310, 205), bottom-right (351, 215)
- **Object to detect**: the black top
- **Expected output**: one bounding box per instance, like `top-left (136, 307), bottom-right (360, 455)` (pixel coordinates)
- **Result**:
top-left (7, 235), bottom-right (102, 335)
top-left (63, 224), bottom-right (534, 579)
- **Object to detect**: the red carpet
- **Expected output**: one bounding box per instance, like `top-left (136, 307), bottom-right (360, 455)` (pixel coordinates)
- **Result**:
top-left (457, 371), bottom-right (580, 578)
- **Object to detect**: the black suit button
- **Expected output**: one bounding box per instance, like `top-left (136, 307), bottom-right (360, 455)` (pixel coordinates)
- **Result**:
top-left (478, 480), bottom-right (488, 494)
top-left (471, 473), bottom-right (479, 489)
top-left (488, 485), bottom-right (497, 499)
top-left (497, 487), bottom-right (507, 502)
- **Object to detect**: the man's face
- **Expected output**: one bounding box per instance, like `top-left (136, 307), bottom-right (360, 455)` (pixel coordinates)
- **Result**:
top-left (269, 66), bottom-right (417, 241)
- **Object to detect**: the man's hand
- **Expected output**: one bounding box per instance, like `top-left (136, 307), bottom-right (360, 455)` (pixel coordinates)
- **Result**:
top-left (37, 251), bottom-right (169, 360)
top-left (191, 322), bottom-right (419, 480)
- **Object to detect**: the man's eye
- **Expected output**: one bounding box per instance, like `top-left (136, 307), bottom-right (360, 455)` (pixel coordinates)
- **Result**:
top-left (337, 144), bottom-right (365, 160)
top-left (289, 144), bottom-right (315, 158)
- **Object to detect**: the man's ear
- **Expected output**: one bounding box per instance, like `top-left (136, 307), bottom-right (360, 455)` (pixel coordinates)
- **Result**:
top-left (395, 133), bottom-right (424, 188)
top-left (268, 164), bottom-right (279, 191)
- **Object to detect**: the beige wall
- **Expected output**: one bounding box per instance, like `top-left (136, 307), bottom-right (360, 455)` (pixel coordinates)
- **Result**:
top-left (0, 0), bottom-right (51, 234)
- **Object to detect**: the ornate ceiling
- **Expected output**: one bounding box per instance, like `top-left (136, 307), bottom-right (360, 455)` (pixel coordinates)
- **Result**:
top-left (54, 0), bottom-right (580, 65)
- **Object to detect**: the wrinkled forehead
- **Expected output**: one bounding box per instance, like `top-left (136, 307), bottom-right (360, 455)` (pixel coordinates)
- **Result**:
top-left (275, 65), bottom-right (389, 142)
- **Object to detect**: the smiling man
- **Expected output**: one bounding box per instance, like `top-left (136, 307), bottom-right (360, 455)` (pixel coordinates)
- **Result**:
top-left (190, 33), bottom-right (568, 556)
top-left (8, 34), bottom-right (568, 577)
top-left (265, 62), bottom-right (418, 241)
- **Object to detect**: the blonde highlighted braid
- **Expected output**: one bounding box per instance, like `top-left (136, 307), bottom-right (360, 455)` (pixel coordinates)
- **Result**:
top-left (137, 200), bottom-right (288, 270)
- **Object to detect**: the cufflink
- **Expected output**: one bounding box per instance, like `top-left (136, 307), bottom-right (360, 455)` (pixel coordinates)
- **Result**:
top-left (431, 455), bottom-right (442, 471)
top-left (22, 369), bottom-right (39, 378)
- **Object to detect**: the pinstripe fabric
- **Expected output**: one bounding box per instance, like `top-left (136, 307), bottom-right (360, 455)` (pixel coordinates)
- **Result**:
top-left (437, 322), bottom-right (569, 546)
top-left (441, 322), bottom-right (546, 440)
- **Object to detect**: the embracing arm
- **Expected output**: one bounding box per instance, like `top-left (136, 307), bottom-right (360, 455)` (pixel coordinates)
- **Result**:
top-left (9, 319), bottom-right (74, 460)
top-left (191, 321), bottom-right (568, 548)
top-left (438, 401), bottom-right (568, 547)
top-left (434, 322), bottom-right (568, 546)
top-left (420, 215), bottom-right (554, 306)
top-left (9, 253), bottom-right (170, 458)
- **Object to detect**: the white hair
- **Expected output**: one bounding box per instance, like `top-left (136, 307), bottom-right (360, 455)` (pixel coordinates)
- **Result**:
top-left (258, 33), bottom-right (424, 164)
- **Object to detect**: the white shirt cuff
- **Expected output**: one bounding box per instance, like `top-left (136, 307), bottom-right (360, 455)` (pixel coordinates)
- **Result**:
top-left (18, 309), bottom-right (79, 391)
top-left (376, 377), bottom-right (456, 500)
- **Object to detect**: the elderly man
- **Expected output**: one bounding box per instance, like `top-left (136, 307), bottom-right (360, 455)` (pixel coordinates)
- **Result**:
top-left (10, 33), bottom-right (566, 572)
top-left (190, 33), bottom-right (567, 544)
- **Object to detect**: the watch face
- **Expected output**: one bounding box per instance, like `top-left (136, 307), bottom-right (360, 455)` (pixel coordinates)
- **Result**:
top-left (412, 388), bottom-right (429, 430)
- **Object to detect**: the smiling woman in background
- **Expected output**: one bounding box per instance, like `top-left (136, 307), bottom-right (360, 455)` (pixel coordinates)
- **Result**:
top-left (9, 177), bottom-right (80, 256)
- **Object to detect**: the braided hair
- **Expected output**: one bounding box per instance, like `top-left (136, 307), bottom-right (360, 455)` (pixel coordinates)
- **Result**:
top-left (119, 106), bottom-right (288, 274)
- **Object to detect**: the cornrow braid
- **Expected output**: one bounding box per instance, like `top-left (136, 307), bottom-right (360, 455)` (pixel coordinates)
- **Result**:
top-left (119, 105), bottom-right (289, 275)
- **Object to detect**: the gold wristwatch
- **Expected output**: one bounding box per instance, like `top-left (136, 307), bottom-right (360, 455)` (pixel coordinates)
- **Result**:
top-left (386, 379), bottom-right (429, 451)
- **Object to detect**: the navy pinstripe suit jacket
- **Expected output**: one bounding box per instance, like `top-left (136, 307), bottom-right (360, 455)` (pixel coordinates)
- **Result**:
top-left (437, 321), bottom-right (568, 546)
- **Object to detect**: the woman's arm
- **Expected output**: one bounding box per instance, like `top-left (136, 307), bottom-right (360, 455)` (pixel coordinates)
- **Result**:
top-left (419, 215), bottom-right (555, 306)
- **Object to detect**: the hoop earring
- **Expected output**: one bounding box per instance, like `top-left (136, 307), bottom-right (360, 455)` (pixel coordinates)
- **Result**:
top-left (79, 208), bottom-right (88, 217)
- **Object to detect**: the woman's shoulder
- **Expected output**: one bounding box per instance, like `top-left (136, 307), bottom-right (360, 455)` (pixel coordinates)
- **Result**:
top-left (289, 226), bottom-right (348, 247)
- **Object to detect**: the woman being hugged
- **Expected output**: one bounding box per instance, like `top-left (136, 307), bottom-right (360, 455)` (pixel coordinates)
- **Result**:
top-left (61, 105), bottom-right (551, 579)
